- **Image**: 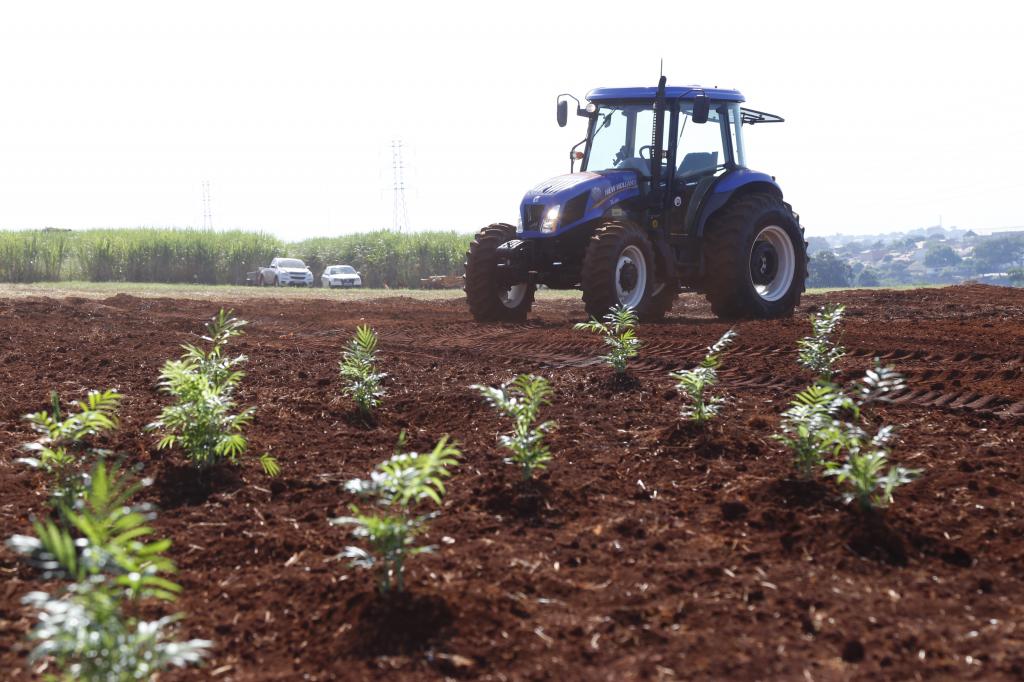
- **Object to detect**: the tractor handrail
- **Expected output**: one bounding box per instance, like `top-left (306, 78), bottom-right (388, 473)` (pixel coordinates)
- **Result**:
top-left (740, 108), bottom-right (784, 125)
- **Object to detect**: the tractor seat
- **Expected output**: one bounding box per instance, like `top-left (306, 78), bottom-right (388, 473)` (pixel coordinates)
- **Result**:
top-left (677, 152), bottom-right (718, 178)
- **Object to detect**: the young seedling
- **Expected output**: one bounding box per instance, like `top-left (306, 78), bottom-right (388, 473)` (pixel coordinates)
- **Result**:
top-left (181, 308), bottom-right (248, 388)
top-left (472, 374), bottom-right (557, 480)
top-left (150, 310), bottom-right (277, 475)
top-left (775, 383), bottom-right (856, 479)
top-left (797, 303), bottom-right (846, 382)
top-left (777, 359), bottom-right (918, 505)
top-left (573, 305), bottom-right (641, 375)
top-left (339, 325), bottom-right (386, 416)
top-left (670, 330), bottom-right (738, 425)
top-left (6, 461), bottom-right (210, 680)
top-left (826, 424), bottom-right (919, 511)
top-left (330, 436), bottom-right (460, 593)
top-left (854, 361), bottom-right (907, 405)
top-left (18, 389), bottom-right (121, 515)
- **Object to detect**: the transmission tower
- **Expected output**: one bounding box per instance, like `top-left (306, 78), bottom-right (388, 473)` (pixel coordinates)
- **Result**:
top-left (201, 181), bottom-right (213, 230)
top-left (391, 140), bottom-right (410, 232)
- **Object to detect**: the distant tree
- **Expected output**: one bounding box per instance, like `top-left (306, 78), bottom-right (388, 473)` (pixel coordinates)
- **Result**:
top-left (858, 268), bottom-right (881, 287)
top-left (1008, 268), bottom-right (1024, 286)
top-left (808, 251), bottom-right (853, 288)
top-left (806, 237), bottom-right (832, 255)
top-left (881, 260), bottom-right (912, 284)
top-left (972, 236), bottom-right (1024, 273)
top-left (924, 243), bottom-right (962, 268)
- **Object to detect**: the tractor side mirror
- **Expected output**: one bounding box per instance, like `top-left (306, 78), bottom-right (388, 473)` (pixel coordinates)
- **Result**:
top-left (692, 94), bottom-right (710, 124)
top-left (557, 99), bottom-right (568, 127)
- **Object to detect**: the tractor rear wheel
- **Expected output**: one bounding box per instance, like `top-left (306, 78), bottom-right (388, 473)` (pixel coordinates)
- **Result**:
top-left (702, 193), bottom-right (807, 319)
top-left (465, 223), bottom-right (535, 322)
top-left (581, 219), bottom-right (673, 322)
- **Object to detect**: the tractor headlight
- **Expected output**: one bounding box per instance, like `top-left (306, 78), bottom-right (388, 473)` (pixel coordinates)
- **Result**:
top-left (541, 205), bottom-right (560, 233)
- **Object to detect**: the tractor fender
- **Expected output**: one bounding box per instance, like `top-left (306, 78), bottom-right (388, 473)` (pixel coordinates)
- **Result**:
top-left (694, 169), bottom-right (782, 238)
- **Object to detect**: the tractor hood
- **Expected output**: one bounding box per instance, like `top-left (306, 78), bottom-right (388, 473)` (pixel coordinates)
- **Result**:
top-left (519, 171), bottom-right (641, 236)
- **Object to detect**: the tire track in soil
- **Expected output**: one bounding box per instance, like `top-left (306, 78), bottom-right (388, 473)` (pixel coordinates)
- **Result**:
top-left (257, 294), bottom-right (1024, 440)
top-left (375, 324), bottom-right (1024, 420)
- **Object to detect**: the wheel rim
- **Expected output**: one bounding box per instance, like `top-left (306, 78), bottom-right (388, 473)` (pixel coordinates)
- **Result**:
top-left (500, 284), bottom-right (527, 309)
top-left (616, 245), bottom-right (648, 309)
top-left (749, 225), bottom-right (795, 302)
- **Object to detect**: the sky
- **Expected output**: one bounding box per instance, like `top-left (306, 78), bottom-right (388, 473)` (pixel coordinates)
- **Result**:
top-left (0, 1), bottom-right (1021, 240)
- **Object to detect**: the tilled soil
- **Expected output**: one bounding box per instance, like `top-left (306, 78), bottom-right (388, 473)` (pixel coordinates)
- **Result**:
top-left (1, 284), bottom-right (1023, 681)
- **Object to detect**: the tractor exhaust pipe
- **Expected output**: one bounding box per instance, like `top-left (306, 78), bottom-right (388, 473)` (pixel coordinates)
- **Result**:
top-left (648, 75), bottom-right (667, 224)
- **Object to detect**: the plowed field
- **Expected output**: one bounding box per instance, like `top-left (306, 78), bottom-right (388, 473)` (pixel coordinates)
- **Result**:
top-left (1, 284), bottom-right (1023, 680)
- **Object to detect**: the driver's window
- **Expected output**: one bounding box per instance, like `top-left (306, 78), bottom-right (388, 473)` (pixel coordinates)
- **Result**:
top-left (676, 103), bottom-right (727, 179)
top-left (630, 109), bottom-right (668, 177)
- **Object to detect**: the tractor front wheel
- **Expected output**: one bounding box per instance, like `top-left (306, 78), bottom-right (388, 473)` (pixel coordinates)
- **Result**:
top-left (581, 219), bottom-right (673, 321)
top-left (465, 223), bottom-right (535, 322)
top-left (702, 193), bottom-right (807, 319)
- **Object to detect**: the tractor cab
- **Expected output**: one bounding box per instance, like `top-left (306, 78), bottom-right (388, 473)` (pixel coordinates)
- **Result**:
top-left (580, 92), bottom-right (743, 186)
top-left (573, 87), bottom-right (782, 236)
top-left (466, 78), bottom-right (805, 324)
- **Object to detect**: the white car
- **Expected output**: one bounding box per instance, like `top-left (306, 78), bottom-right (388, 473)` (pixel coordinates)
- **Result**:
top-left (321, 265), bottom-right (362, 288)
top-left (260, 258), bottom-right (314, 287)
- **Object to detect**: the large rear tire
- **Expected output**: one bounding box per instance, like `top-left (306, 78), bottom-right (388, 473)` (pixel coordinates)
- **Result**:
top-left (581, 219), bottom-right (673, 322)
top-left (702, 193), bottom-right (807, 319)
top-left (465, 223), bottom-right (536, 322)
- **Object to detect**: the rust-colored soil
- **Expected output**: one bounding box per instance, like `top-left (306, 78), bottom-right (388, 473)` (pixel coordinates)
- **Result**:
top-left (1, 284), bottom-right (1023, 680)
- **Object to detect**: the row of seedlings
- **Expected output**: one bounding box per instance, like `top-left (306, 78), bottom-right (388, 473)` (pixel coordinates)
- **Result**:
top-left (6, 309), bottom-right (282, 679)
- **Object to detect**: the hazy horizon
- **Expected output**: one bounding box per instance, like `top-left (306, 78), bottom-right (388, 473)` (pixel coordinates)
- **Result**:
top-left (9, 221), bottom-right (1022, 242)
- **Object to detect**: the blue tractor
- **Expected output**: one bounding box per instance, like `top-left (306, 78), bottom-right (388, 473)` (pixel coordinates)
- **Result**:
top-left (465, 77), bottom-right (807, 322)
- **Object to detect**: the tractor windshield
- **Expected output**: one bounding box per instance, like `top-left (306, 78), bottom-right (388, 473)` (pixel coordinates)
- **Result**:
top-left (583, 104), bottom-right (667, 178)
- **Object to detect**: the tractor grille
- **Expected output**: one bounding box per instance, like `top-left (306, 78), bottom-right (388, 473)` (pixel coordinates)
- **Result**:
top-left (561, 191), bottom-right (589, 226)
top-left (523, 204), bottom-right (545, 231)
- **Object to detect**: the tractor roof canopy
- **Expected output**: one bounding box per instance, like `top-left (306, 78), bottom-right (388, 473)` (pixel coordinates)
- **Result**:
top-left (586, 86), bottom-right (744, 104)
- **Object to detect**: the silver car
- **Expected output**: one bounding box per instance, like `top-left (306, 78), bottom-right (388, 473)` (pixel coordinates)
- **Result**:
top-left (321, 265), bottom-right (363, 288)
top-left (262, 257), bottom-right (314, 287)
